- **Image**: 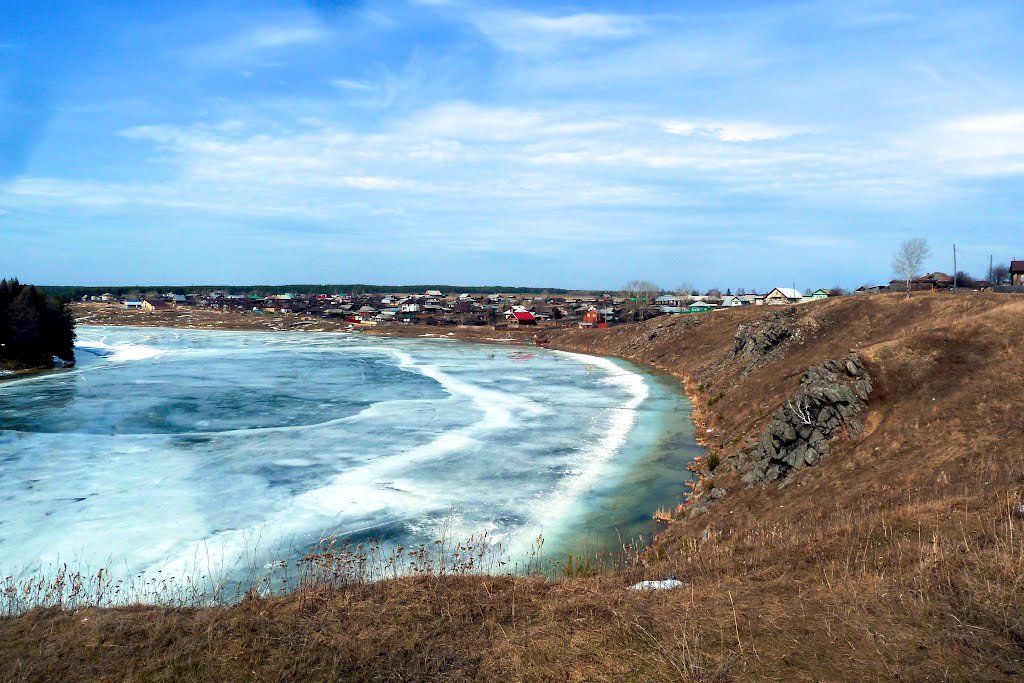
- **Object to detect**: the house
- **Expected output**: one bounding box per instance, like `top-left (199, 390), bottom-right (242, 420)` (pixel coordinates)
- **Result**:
top-left (688, 301), bottom-right (715, 313)
top-left (124, 299), bottom-right (143, 310)
top-left (720, 295), bottom-right (749, 307)
top-left (579, 306), bottom-right (609, 328)
top-left (141, 298), bottom-right (168, 311)
top-left (919, 272), bottom-right (954, 289)
top-left (654, 294), bottom-right (683, 307)
top-left (888, 272), bottom-right (953, 292)
top-left (854, 285), bottom-right (884, 295)
top-left (764, 287), bottom-right (803, 305)
top-left (805, 289), bottom-right (830, 301)
top-left (1011, 261), bottom-right (1024, 286)
top-left (505, 310), bottom-right (537, 326)
top-left (425, 289), bottom-right (443, 297)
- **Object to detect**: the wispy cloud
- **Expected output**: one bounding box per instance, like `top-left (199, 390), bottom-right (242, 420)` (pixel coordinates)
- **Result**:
top-left (332, 78), bottom-right (374, 91)
top-left (927, 111), bottom-right (1024, 175)
top-left (468, 10), bottom-right (644, 54)
top-left (661, 120), bottom-right (804, 142)
top-left (186, 22), bottom-right (328, 64)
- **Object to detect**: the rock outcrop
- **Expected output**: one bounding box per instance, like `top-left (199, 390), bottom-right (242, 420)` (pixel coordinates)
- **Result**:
top-left (742, 354), bottom-right (872, 485)
top-left (732, 308), bottom-right (799, 378)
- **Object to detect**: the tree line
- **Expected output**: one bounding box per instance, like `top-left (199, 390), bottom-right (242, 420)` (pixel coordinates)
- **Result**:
top-left (0, 279), bottom-right (76, 370)
top-left (40, 283), bottom-right (587, 300)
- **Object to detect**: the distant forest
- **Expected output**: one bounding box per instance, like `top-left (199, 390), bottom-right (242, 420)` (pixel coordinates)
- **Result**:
top-left (40, 284), bottom-right (589, 299)
top-left (0, 279), bottom-right (76, 370)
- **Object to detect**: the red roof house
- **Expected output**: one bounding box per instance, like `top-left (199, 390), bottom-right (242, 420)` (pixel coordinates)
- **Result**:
top-left (506, 310), bottom-right (537, 326)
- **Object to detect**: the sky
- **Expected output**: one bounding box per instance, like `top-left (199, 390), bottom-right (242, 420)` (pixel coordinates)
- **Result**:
top-left (1, 0), bottom-right (1022, 291)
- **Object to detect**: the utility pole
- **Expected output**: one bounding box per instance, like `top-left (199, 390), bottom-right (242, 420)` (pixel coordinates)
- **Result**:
top-left (989, 254), bottom-right (994, 285)
top-left (952, 243), bottom-right (958, 290)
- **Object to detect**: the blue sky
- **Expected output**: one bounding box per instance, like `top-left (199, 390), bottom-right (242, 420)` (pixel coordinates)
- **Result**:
top-left (1, 0), bottom-right (1022, 290)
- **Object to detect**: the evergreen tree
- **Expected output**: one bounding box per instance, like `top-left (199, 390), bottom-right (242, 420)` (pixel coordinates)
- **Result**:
top-left (0, 279), bottom-right (76, 369)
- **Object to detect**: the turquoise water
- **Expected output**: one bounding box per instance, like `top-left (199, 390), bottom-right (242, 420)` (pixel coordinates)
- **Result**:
top-left (0, 326), bottom-right (700, 582)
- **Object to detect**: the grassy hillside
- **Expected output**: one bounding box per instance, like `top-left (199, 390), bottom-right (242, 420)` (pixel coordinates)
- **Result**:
top-left (3, 292), bottom-right (1023, 681)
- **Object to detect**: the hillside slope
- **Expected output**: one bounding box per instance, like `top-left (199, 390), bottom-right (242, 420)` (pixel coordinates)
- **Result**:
top-left (3, 293), bottom-right (1023, 681)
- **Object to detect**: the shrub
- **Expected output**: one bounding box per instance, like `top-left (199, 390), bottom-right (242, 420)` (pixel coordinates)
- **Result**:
top-left (706, 453), bottom-right (721, 471)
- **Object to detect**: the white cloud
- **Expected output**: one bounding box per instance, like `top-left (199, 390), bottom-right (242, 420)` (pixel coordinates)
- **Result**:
top-left (332, 79), bottom-right (374, 92)
top-left (912, 111), bottom-right (1024, 176)
top-left (945, 111), bottom-right (1024, 137)
top-left (402, 101), bottom-right (622, 142)
top-left (662, 119), bottom-right (803, 142)
top-left (469, 11), bottom-right (643, 54)
top-left (187, 23), bottom-right (328, 64)
top-left (506, 12), bottom-right (640, 38)
top-left (243, 26), bottom-right (326, 49)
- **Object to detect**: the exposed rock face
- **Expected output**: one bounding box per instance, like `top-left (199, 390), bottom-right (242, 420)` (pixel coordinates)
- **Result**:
top-left (742, 354), bottom-right (872, 485)
top-left (732, 308), bottom-right (799, 378)
top-left (623, 315), bottom-right (702, 354)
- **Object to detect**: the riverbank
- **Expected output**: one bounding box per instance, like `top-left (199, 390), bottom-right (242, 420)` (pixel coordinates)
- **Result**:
top-left (4, 292), bottom-right (1024, 681)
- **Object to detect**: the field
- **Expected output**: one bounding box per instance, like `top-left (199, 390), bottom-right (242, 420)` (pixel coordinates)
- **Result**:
top-left (3, 292), bottom-right (1023, 681)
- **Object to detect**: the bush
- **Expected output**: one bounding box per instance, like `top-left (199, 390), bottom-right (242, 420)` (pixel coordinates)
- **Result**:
top-left (706, 453), bottom-right (721, 471)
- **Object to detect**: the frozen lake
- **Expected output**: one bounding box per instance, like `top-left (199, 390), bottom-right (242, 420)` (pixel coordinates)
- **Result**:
top-left (0, 326), bottom-right (700, 585)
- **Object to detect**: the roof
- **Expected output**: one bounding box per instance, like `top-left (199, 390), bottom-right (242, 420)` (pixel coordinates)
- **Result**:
top-left (511, 311), bottom-right (536, 321)
top-left (768, 287), bottom-right (802, 299)
top-left (1011, 261), bottom-right (1024, 273)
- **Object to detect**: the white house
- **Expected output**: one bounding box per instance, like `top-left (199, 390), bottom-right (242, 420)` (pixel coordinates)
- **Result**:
top-left (720, 295), bottom-right (748, 307)
top-left (124, 300), bottom-right (143, 309)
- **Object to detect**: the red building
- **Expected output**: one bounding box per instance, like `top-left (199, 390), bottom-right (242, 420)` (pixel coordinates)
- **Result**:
top-left (506, 310), bottom-right (537, 326)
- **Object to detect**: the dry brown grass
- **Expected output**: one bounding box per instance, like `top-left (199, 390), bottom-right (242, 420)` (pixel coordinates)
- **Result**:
top-left (4, 291), bottom-right (1024, 681)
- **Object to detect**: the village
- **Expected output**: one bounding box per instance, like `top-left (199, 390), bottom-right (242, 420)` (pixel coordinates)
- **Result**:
top-left (77, 260), bottom-right (1024, 331)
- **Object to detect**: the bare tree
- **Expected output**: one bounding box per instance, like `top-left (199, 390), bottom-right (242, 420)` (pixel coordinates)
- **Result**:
top-left (892, 238), bottom-right (931, 298)
top-left (622, 280), bottom-right (661, 321)
top-left (992, 263), bottom-right (1010, 285)
top-left (675, 283), bottom-right (694, 301)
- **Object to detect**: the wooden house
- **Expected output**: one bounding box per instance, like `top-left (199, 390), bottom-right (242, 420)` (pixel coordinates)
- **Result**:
top-left (1011, 261), bottom-right (1024, 286)
top-left (764, 288), bottom-right (802, 305)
